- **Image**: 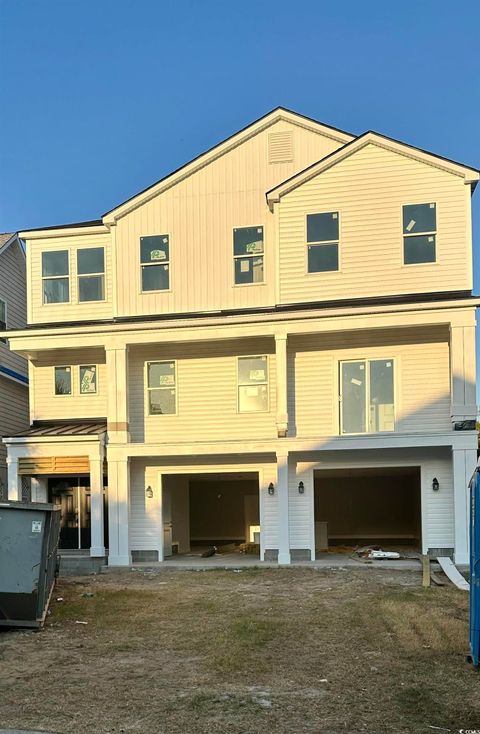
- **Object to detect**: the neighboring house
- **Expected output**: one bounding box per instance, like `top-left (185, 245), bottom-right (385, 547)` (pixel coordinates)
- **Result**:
top-left (3, 108), bottom-right (478, 567)
top-left (0, 233), bottom-right (29, 499)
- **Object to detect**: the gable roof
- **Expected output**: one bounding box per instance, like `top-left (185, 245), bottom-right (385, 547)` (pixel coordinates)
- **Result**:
top-left (102, 106), bottom-right (355, 224)
top-left (266, 131), bottom-right (480, 208)
top-left (0, 233), bottom-right (25, 259)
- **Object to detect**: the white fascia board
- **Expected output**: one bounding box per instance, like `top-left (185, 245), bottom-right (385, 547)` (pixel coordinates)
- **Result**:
top-left (18, 225), bottom-right (108, 240)
top-left (2, 433), bottom-right (106, 446)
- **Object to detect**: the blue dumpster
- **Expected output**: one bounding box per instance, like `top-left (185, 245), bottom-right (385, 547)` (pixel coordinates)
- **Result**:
top-left (469, 467), bottom-right (480, 667)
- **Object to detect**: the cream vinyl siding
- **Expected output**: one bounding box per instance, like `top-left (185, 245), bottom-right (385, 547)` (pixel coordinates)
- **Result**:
top-left (27, 232), bottom-right (113, 324)
top-left (288, 326), bottom-right (450, 438)
top-left (115, 120), bottom-right (345, 318)
top-left (0, 375), bottom-right (29, 479)
top-left (128, 339), bottom-right (277, 443)
top-left (31, 349), bottom-right (106, 420)
top-left (0, 243), bottom-right (27, 376)
top-left (278, 143), bottom-right (471, 304)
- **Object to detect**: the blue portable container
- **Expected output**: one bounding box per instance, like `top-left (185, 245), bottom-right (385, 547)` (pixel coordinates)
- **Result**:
top-left (469, 466), bottom-right (480, 667)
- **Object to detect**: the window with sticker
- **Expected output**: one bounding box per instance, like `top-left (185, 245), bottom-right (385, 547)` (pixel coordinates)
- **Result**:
top-left (237, 355), bottom-right (268, 412)
top-left (403, 203), bottom-right (436, 264)
top-left (147, 361), bottom-right (176, 414)
top-left (306, 212), bottom-right (339, 272)
top-left (233, 226), bottom-right (264, 285)
top-left (141, 235), bottom-right (170, 291)
top-left (340, 359), bottom-right (394, 434)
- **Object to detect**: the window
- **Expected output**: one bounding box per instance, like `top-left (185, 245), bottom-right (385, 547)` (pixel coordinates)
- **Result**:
top-left (141, 235), bottom-right (170, 291)
top-left (403, 203), bottom-right (436, 264)
top-left (42, 251), bottom-right (69, 303)
top-left (307, 212), bottom-right (339, 272)
top-left (77, 248), bottom-right (105, 302)
top-left (55, 366), bottom-right (72, 395)
top-left (147, 361), bottom-right (176, 415)
top-left (233, 226), bottom-right (264, 285)
top-left (80, 365), bottom-right (97, 394)
top-left (340, 359), bottom-right (394, 434)
top-left (237, 356), bottom-right (268, 412)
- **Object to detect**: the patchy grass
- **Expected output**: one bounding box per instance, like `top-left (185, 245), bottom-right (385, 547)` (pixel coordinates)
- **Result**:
top-left (0, 567), bottom-right (479, 733)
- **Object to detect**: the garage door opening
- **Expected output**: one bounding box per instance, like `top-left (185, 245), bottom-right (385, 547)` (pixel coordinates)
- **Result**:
top-left (163, 472), bottom-right (260, 560)
top-left (314, 467), bottom-right (421, 557)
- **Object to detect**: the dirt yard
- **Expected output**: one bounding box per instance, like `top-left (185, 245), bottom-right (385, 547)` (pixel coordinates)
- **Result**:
top-left (0, 566), bottom-right (479, 734)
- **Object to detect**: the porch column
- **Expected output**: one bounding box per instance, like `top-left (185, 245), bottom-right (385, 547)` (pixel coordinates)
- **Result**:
top-left (275, 334), bottom-right (288, 437)
top-left (31, 477), bottom-right (47, 503)
top-left (6, 457), bottom-right (22, 501)
top-left (90, 458), bottom-right (105, 558)
top-left (107, 457), bottom-right (130, 566)
top-left (452, 446), bottom-right (477, 565)
top-left (106, 345), bottom-right (130, 443)
top-left (450, 324), bottom-right (477, 425)
top-left (276, 451), bottom-right (290, 564)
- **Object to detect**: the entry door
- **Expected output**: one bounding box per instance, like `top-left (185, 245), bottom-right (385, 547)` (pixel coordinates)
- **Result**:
top-left (50, 478), bottom-right (91, 550)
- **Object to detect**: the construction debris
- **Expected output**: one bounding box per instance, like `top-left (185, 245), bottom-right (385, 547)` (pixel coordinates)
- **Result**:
top-left (355, 547), bottom-right (401, 560)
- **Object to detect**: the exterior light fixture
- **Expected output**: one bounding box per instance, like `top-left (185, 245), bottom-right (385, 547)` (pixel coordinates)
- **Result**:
top-left (298, 481), bottom-right (305, 494)
top-left (268, 482), bottom-right (275, 496)
top-left (432, 477), bottom-right (439, 492)
top-left (145, 485), bottom-right (154, 499)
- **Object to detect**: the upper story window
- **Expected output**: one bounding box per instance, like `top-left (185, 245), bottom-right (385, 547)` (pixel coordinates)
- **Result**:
top-left (42, 251), bottom-right (69, 304)
top-left (403, 203), bottom-right (436, 264)
top-left (237, 355), bottom-right (268, 412)
top-left (307, 212), bottom-right (339, 272)
top-left (141, 235), bottom-right (170, 292)
top-left (147, 361), bottom-right (176, 415)
top-left (54, 366), bottom-right (72, 395)
top-left (340, 359), bottom-right (394, 435)
top-left (80, 365), bottom-right (97, 394)
top-left (77, 248), bottom-right (105, 302)
top-left (233, 226), bottom-right (264, 285)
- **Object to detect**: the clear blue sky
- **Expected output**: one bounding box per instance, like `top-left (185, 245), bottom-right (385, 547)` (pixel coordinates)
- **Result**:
top-left (1, 0), bottom-right (480, 287)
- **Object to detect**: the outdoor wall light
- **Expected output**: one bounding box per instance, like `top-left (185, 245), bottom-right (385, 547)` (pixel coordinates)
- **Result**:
top-left (298, 481), bottom-right (305, 494)
top-left (432, 477), bottom-right (439, 492)
top-left (268, 482), bottom-right (275, 496)
top-left (145, 485), bottom-right (154, 499)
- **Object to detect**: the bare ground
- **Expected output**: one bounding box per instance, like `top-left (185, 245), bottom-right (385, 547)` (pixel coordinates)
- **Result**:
top-left (0, 566), bottom-right (479, 734)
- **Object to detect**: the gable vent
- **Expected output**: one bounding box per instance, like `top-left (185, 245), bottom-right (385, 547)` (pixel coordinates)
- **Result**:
top-left (268, 131), bottom-right (294, 164)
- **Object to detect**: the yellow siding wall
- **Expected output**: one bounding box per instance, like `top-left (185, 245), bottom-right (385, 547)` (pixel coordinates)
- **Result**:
top-left (128, 339), bottom-right (277, 443)
top-left (31, 348), bottom-right (107, 420)
top-left (115, 120), bottom-right (345, 317)
top-left (27, 231), bottom-right (113, 324)
top-left (278, 143), bottom-right (471, 304)
top-left (288, 326), bottom-right (450, 437)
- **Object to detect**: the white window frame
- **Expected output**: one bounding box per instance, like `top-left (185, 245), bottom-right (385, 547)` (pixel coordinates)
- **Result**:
top-left (42, 250), bottom-right (70, 305)
top-left (79, 364), bottom-right (98, 395)
top-left (237, 355), bottom-right (269, 413)
top-left (77, 247), bottom-right (106, 303)
top-left (54, 365), bottom-right (73, 397)
top-left (305, 210), bottom-right (340, 274)
top-left (339, 358), bottom-right (396, 435)
top-left (145, 360), bottom-right (177, 416)
top-left (140, 234), bottom-right (171, 294)
top-left (402, 202), bottom-right (437, 266)
top-left (233, 225), bottom-right (265, 287)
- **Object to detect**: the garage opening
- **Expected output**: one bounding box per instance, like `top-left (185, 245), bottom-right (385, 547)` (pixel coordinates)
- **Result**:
top-left (162, 472), bottom-right (260, 560)
top-left (314, 467), bottom-right (421, 556)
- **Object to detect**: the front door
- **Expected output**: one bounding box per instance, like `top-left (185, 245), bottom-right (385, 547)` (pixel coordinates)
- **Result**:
top-left (49, 477), bottom-right (91, 550)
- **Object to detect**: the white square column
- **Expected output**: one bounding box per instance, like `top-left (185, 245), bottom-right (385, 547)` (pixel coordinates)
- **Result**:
top-left (276, 451), bottom-right (290, 565)
top-left (106, 345), bottom-right (130, 444)
top-left (90, 457), bottom-right (105, 558)
top-left (452, 447), bottom-right (477, 565)
top-left (107, 458), bottom-right (130, 566)
top-left (6, 457), bottom-right (22, 501)
top-left (275, 334), bottom-right (288, 438)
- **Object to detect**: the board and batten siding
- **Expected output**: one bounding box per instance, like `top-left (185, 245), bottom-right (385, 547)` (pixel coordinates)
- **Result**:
top-left (27, 232), bottom-right (113, 325)
top-left (277, 143), bottom-right (471, 305)
top-left (128, 339), bottom-right (277, 444)
top-left (31, 348), bottom-right (107, 420)
top-left (0, 243), bottom-right (27, 376)
top-left (288, 326), bottom-right (451, 438)
top-left (115, 120), bottom-right (345, 318)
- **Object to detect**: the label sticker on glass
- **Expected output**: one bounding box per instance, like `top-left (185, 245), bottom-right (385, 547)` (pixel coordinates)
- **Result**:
top-left (240, 260), bottom-right (250, 272)
top-left (32, 521), bottom-right (42, 533)
top-left (246, 386), bottom-right (259, 397)
top-left (246, 241), bottom-right (262, 254)
top-left (351, 378), bottom-right (362, 386)
top-left (406, 219), bottom-right (416, 232)
top-left (159, 374), bottom-right (175, 386)
top-left (332, 212), bottom-right (338, 219)
top-left (81, 368), bottom-right (96, 393)
top-left (250, 369), bottom-right (265, 381)
top-left (428, 236), bottom-right (433, 242)
top-left (150, 249), bottom-right (166, 261)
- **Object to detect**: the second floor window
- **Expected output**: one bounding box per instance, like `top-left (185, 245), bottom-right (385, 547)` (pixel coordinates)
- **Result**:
top-left (233, 226), bottom-right (264, 285)
top-left (237, 355), bottom-right (268, 412)
top-left (141, 235), bottom-right (170, 291)
top-left (80, 365), bottom-right (97, 394)
top-left (340, 359), bottom-right (395, 434)
top-left (42, 251), bottom-right (69, 304)
top-left (307, 212), bottom-right (339, 273)
top-left (403, 203), bottom-right (436, 264)
top-left (147, 361), bottom-right (176, 415)
top-left (77, 248), bottom-right (105, 302)
top-left (54, 366), bottom-right (72, 395)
